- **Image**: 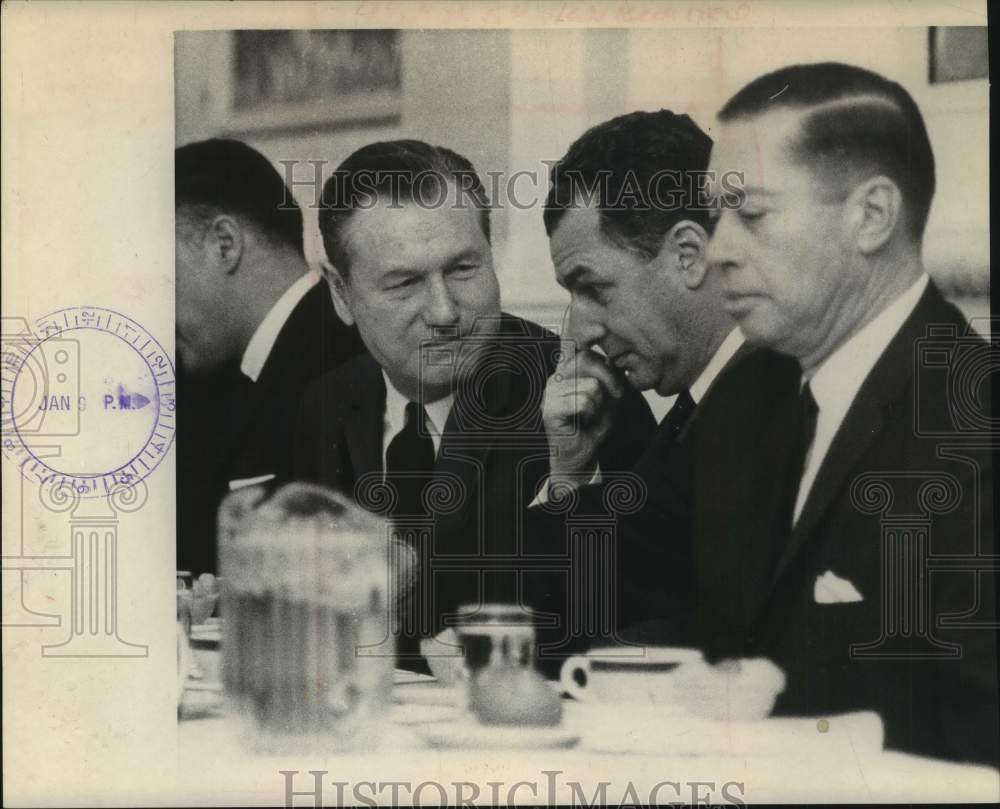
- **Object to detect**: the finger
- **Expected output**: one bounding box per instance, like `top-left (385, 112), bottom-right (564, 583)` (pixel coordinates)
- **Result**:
top-left (574, 383), bottom-right (609, 423)
top-left (546, 383), bottom-right (602, 423)
top-left (554, 336), bottom-right (580, 375)
top-left (575, 393), bottom-right (599, 424)
top-left (575, 350), bottom-right (625, 399)
top-left (567, 376), bottom-right (608, 412)
top-left (548, 373), bottom-right (602, 407)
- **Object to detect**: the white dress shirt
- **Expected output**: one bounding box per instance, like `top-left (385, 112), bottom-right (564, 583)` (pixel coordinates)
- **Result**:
top-left (793, 273), bottom-right (929, 522)
top-left (239, 270), bottom-right (320, 383)
top-left (685, 326), bottom-right (745, 407)
top-left (381, 371), bottom-right (453, 469)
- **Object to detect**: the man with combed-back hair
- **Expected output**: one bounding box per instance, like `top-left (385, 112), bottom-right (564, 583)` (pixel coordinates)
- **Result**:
top-left (539, 110), bottom-right (742, 489)
top-left (526, 110), bottom-right (744, 654)
top-left (601, 63), bottom-right (995, 764)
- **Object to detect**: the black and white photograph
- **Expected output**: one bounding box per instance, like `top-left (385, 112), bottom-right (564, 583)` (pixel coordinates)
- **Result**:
top-left (2, 2), bottom-right (996, 806)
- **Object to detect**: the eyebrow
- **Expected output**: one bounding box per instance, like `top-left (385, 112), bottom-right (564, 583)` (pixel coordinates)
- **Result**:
top-left (443, 248), bottom-right (484, 265)
top-left (380, 268), bottom-right (422, 284)
top-left (380, 247), bottom-right (484, 277)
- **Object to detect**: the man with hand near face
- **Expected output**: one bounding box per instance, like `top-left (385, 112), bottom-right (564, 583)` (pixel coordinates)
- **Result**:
top-left (540, 109), bottom-right (742, 496)
top-left (527, 111), bottom-right (743, 658)
top-left (291, 140), bottom-right (655, 668)
top-left (614, 63), bottom-right (995, 764)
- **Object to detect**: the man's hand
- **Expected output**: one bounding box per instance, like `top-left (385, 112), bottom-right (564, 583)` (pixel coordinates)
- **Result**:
top-left (542, 340), bottom-right (625, 485)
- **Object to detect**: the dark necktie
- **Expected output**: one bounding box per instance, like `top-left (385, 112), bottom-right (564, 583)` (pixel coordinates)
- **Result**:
top-left (763, 380), bottom-right (819, 583)
top-left (663, 389), bottom-right (696, 440)
top-left (781, 381), bottom-right (820, 536)
top-left (635, 390), bottom-right (695, 474)
top-left (385, 401), bottom-right (435, 518)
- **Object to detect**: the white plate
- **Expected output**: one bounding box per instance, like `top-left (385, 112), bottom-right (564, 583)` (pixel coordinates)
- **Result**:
top-left (565, 703), bottom-right (883, 757)
top-left (390, 703), bottom-right (459, 725)
top-left (418, 720), bottom-right (579, 750)
top-left (394, 681), bottom-right (461, 706)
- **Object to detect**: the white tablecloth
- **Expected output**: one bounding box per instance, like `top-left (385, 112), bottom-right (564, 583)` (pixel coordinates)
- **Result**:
top-left (177, 689), bottom-right (999, 805)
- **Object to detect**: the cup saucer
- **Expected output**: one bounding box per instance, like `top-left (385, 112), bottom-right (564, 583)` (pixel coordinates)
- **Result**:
top-left (417, 720), bottom-right (579, 750)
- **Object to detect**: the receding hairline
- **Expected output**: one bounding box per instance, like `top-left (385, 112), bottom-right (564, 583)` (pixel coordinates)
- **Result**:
top-left (330, 179), bottom-right (492, 277)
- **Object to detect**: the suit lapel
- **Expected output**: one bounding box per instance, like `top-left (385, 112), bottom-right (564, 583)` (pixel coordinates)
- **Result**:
top-left (224, 283), bottom-right (320, 464)
top-left (768, 282), bottom-right (948, 591)
top-left (431, 370), bottom-right (505, 544)
top-left (774, 383), bottom-right (888, 583)
top-left (432, 416), bottom-right (487, 552)
top-left (341, 356), bottom-right (386, 483)
top-left (737, 378), bottom-right (803, 628)
top-left (431, 332), bottom-right (530, 549)
top-left (224, 368), bottom-right (266, 469)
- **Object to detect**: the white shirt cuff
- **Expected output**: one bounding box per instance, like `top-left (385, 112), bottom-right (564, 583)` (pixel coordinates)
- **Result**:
top-left (530, 465), bottom-right (602, 507)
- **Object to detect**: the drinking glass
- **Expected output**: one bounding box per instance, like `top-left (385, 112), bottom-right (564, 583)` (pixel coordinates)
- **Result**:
top-left (218, 482), bottom-right (394, 752)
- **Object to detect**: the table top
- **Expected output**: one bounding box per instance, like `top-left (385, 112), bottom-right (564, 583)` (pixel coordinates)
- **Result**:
top-left (177, 667), bottom-right (999, 806)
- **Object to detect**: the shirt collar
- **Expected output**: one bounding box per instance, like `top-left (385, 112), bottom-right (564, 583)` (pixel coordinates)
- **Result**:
top-left (807, 273), bottom-right (929, 409)
top-left (240, 270), bottom-right (320, 382)
top-left (382, 371), bottom-right (454, 443)
top-left (689, 327), bottom-right (745, 404)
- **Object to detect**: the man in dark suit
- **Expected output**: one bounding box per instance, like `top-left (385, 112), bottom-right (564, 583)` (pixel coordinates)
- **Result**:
top-left (291, 140), bottom-right (655, 667)
top-left (541, 110), bottom-right (742, 486)
top-left (606, 63), bottom-right (996, 764)
top-left (527, 110), bottom-right (743, 654)
top-left (175, 139), bottom-right (364, 574)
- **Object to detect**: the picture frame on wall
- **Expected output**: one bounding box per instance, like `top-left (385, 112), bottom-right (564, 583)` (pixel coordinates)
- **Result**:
top-left (225, 29), bottom-right (403, 134)
top-left (929, 26), bottom-right (988, 84)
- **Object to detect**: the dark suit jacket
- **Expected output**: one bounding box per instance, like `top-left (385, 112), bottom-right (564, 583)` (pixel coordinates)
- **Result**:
top-left (527, 341), bottom-right (752, 658)
top-left (290, 313), bottom-right (657, 651)
top-left (609, 280), bottom-right (996, 764)
top-left (176, 279), bottom-right (365, 575)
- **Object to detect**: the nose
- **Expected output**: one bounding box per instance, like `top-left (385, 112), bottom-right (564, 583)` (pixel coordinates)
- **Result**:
top-left (705, 210), bottom-right (741, 273)
top-left (566, 296), bottom-right (607, 352)
top-left (422, 272), bottom-right (460, 328)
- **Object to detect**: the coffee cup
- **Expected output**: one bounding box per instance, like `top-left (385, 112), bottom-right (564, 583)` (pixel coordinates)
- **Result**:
top-left (560, 646), bottom-right (703, 706)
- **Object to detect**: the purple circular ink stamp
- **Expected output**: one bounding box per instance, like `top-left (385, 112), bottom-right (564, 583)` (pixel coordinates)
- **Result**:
top-left (1, 306), bottom-right (175, 497)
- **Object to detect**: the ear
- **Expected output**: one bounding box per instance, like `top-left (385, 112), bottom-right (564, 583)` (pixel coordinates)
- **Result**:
top-left (849, 175), bottom-right (902, 254)
top-left (207, 215), bottom-right (243, 274)
top-left (323, 259), bottom-right (356, 326)
top-left (664, 220), bottom-right (709, 290)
